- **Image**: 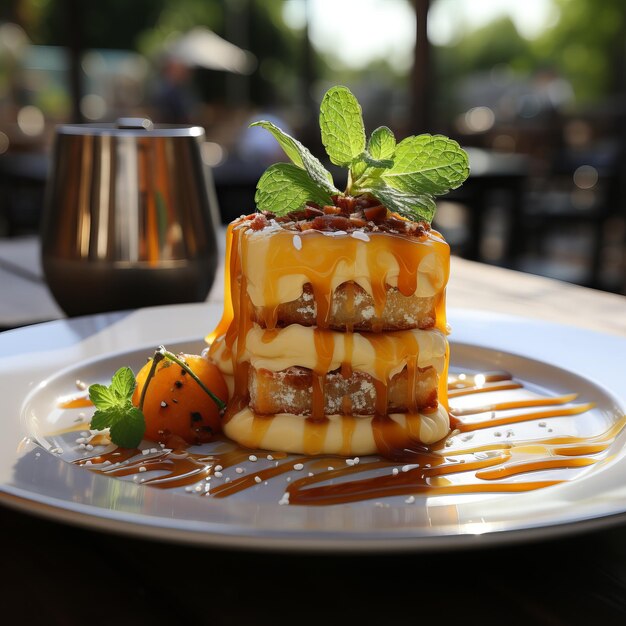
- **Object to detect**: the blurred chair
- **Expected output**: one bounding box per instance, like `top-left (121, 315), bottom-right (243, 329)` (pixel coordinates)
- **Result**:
top-left (0, 151), bottom-right (49, 237)
top-left (518, 139), bottom-right (626, 294)
top-left (440, 147), bottom-right (530, 267)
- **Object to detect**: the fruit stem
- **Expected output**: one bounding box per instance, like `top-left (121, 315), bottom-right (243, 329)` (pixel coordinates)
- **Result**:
top-left (138, 350), bottom-right (164, 412)
top-left (159, 346), bottom-right (227, 413)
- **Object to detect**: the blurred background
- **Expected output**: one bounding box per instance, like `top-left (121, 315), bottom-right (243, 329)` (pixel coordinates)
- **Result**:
top-left (0, 0), bottom-right (624, 295)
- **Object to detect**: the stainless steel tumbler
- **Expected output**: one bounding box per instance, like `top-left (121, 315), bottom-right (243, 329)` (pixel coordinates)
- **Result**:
top-left (41, 117), bottom-right (220, 316)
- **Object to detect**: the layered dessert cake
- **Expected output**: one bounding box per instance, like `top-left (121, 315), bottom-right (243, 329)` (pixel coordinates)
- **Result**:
top-left (206, 84), bottom-right (468, 457)
top-left (207, 202), bottom-right (451, 456)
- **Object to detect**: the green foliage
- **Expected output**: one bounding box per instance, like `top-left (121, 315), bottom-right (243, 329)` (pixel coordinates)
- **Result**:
top-left (89, 367), bottom-right (145, 448)
top-left (532, 0), bottom-right (626, 103)
top-left (253, 85), bottom-right (469, 223)
top-left (254, 163), bottom-right (333, 214)
top-left (319, 86), bottom-right (367, 167)
top-left (434, 0), bottom-right (626, 108)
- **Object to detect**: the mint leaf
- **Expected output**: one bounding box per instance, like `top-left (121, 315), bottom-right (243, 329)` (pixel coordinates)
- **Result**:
top-left (88, 367), bottom-right (145, 448)
top-left (350, 150), bottom-right (392, 185)
top-left (368, 126), bottom-right (396, 161)
top-left (250, 120), bottom-right (338, 195)
top-left (361, 150), bottom-right (393, 169)
top-left (88, 384), bottom-right (118, 411)
top-left (110, 366), bottom-right (136, 400)
top-left (381, 134), bottom-right (469, 196)
top-left (319, 85), bottom-right (366, 167)
top-left (109, 406), bottom-right (145, 449)
top-left (255, 162), bottom-right (333, 215)
top-left (365, 182), bottom-right (437, 223)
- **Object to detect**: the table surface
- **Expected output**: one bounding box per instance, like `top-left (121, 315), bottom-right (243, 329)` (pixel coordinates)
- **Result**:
top-left (1, 231), bottom-right (626, 624)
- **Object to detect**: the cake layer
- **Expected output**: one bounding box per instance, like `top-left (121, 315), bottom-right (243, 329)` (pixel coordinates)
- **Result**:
top-left (249, 365), bottom-right (438, 416)
top-left (241, 226), bottom-right (449, 310)
top-left (253, 282), bottom-right (437, 331)
top-left (223, 405), bottom-right (451, 456)
top-left (211, 323), bottom-right (448, 381)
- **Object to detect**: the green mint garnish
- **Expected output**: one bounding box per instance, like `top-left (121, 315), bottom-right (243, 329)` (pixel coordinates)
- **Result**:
top-left (89, 367), bottom-right (145, 448)
top-left (368, 125), bottom-right (396, 162)
top-left (251, 85), bottom-right (469, 224)
top-left (319, 85), bottom-right (366, 168)
top-left (249, 120), bottom-right (338, 196)
top-left (379, 134), bottom-right (470, 197)
top-left (255, 163), bottom-right (333, 214)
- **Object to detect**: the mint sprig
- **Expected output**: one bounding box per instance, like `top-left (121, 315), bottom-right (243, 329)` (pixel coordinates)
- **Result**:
top-left (89, 367), bottom-right (145, 448)
top-left (251, 85), bottom-right (469, 224)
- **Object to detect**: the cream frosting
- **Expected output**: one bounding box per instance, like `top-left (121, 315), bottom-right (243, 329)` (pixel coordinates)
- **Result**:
top-left (211, 323), bottom-right (447, 380)
top-left (241, 228), bottom-right (448, 308)
top-left (223, 404), bottom-right (450, 455)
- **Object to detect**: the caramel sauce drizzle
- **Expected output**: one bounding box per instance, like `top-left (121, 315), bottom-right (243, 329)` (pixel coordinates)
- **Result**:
top-left (58, 395), bottom-right (93, 409)
top-left (71, 370), bottom-right (626, 506)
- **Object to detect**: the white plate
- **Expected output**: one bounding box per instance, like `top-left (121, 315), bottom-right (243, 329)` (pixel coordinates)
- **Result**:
top-left (1, 304), bottom-right (625, 552)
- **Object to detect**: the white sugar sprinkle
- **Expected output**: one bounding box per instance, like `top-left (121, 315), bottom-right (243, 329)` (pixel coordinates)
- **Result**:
top-left (293, 463), bottom-right (304, 471)
top-left (249, 455), bottom-right (258, 462)
top-left (351, 230), bottom-right (370, 242)
top-left (214, 471), bottom-right (223, 478)
top-left (139, 466), bottom-right (146, 473)
top-left (405, 495), bottom-right (416, 504)
top-left (279, 493), bottom-right (290, 505)
top-left (214, 464), bottom-right (223, 471)
top-left (235, 467), bottom-right (244, 474)
top-left (392, 468), bottom-right (399, 476)
top-left (267, 454), bottom-right (274, 461)
top-left (254, 476), bottom-right (262, 484)
top-left (292, 234), bottom-right (302, 250)
top-left (327, 466), bottom-right (335, 471)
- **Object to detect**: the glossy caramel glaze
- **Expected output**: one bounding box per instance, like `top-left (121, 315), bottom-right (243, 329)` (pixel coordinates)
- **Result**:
top-left (206, 219), bottom-right (451, 455)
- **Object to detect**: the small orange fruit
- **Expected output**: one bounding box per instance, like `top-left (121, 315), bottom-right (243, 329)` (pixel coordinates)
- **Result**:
top-left (132, 353), bottom-right (228, 445)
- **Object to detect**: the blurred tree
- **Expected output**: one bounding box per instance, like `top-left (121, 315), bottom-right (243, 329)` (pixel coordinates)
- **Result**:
top-left (433, 16), bottom-right (533, 126)
top-left (11, 0), bottom-right (314, 112)
top-left (532, 0), bottom-right (626, 105)
top-left (19, 0), bottom-right (168, 49)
